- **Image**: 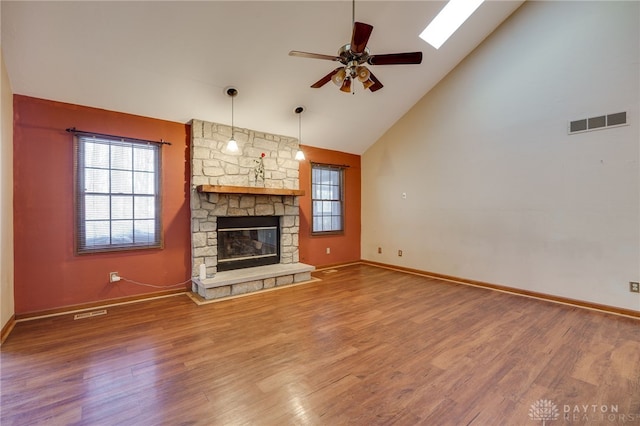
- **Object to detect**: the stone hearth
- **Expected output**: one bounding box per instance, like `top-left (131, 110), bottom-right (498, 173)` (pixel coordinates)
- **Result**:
top-left (192, 263), bottom-right (314, 300)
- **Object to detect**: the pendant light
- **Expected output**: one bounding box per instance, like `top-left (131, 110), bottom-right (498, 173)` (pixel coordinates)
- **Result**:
top-left (225, 87), bottom-right (239, 152)
top-left (294, 106), bottom-right (306, 161)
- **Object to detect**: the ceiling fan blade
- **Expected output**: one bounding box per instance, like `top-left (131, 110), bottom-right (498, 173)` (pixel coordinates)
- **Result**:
top-left (368, 71), bottom-right (384, 92)
top-left (311, 67), bottom-right (344, 88)
top-left (289, 51), bottom-right (342, 62)
top-left (368, 52), bottom-right (423, 66)
top-left (350, 22), bottom-right (374, 54)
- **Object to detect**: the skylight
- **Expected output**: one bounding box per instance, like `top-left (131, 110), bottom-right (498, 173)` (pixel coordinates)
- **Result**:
top-left (419, 0), bottom-right (485, 49)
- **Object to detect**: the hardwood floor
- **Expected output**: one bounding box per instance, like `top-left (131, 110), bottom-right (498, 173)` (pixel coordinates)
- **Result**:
top-left (2, 264), bottom-right (639, 425)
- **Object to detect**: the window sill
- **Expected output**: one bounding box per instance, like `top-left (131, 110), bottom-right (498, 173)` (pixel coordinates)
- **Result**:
top-left (311, 231), bottom-right (344, 237)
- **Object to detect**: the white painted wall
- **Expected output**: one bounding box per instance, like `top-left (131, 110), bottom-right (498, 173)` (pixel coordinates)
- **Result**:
top-left (1, 46), bottom-right (15, 332)
top-left (362, 1), bottom-right (639, 312)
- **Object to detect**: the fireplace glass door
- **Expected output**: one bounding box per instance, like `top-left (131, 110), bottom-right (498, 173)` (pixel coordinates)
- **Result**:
top-left (217, 216), bottom-right (280, 271)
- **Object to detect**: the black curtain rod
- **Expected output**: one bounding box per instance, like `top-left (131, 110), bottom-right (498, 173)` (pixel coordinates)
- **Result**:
top-left (65, 127), bottom-right (172, 146)
top-left (311, 161), bottom-right (351, 168)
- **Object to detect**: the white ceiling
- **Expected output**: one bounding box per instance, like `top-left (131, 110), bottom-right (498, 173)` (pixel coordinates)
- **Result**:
top-left (1, 1), bottom-right (523, 154)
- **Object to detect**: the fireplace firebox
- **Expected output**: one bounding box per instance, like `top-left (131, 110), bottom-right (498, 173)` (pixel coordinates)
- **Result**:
top-left (217, 216), bottom-right (280, 272)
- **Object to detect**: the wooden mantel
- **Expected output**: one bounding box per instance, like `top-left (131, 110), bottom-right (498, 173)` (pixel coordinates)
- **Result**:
top-left (197, 185), bottom-right (305, 196)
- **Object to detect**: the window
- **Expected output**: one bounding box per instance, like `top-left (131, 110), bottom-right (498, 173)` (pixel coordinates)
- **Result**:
top-left (311, 163), bottom-right (344, 234)
top-left (75, 135), bottom-right (161, 253)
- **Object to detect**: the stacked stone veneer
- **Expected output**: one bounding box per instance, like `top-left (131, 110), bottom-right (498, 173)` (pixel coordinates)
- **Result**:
top-left (190, 119), bottom-right (302, 281)
top-left (191, 119), bottom-right (300, 189)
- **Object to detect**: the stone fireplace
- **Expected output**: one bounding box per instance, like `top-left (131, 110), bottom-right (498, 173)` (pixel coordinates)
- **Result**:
top-left (190, 119), bottom-right (314, 300)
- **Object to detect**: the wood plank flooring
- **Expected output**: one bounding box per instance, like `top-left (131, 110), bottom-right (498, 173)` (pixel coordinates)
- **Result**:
top-left (2, 264), bottom-right (639, 425)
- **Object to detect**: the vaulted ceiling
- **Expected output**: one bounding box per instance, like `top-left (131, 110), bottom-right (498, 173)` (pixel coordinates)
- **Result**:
top-left (1, 1), bottom-right (523, 154)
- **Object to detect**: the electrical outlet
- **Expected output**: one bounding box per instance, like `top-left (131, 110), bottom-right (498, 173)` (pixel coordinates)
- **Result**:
top-left (109, 272), bottom-right (121, 283)
top-left (630, 282), bottom-right (639, 293)
top-left (377, 247), bottom-right (382, 254)
top-left (398, 250), bottom-right (403, 257)
top-left (326, 247), bottom-right (330, 254)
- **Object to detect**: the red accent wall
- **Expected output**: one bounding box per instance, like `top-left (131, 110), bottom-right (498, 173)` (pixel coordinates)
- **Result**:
top-left (298, 145), bottom-right (361, 267)
top-left (13, 96), bottom-right (191, 315)
top-left (13, 96), bottom-right (361, 315)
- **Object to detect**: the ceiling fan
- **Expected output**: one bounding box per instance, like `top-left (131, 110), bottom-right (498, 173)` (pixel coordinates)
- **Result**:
top-left (289, 5), bottom-right (423, 93)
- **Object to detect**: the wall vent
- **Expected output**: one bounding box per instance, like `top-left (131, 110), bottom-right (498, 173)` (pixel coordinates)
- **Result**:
top-left (74, 309), bottom-right (107, 320)
top-left (569, 111), bottom-right (627, 134)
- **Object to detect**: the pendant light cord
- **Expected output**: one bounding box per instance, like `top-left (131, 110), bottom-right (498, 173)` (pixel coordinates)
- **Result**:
top-left (231, 94), bottom-right (235, 139)
top-left (294, 106), bottom-right (305, 161)
top-left (226, 86), bottom-right (238, 140)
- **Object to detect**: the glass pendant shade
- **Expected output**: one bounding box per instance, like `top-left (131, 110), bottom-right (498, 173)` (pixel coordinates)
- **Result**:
top-left (361, 79), bottom-right (374, 90)
top-left (356, 66), bottom-right (375, 89)
top-left (226, 137), bottom-right (238, 152)
top-left (340, 77), bottom-right (352, 93)
top-left (331, 68), bottom-right (347, 86)
top-left (356, 66), bottom-right (370, 81)
top-left (295, 149), bottom-right (305, 161)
